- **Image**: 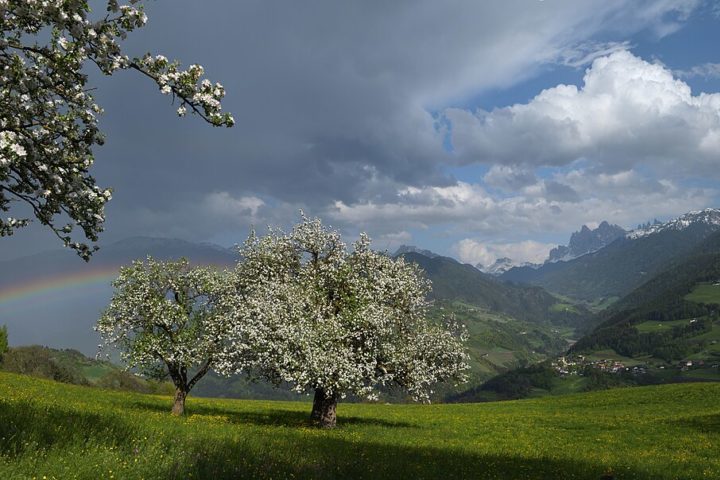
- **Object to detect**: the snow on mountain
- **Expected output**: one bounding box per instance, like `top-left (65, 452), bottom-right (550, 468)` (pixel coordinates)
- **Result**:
top-left (393, 245), bottom-right (441, 258)
top-left (627, 208), bottom-right (720, 239)
top-left (476, 257), bottom-right (539, 276)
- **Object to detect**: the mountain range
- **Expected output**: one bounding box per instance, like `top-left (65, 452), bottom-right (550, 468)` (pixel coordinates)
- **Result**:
top-left (571, 229), bottom-right (720, 360)
top-left (475, 257), bottom-right (536, 276)
top-left (457, 213), bottom-right (720, 401)
top-left (392, 245), bottom-right (440, 259)
top-left (547, 221), bottom-right (626, 263)
top-left (471, 220), bottom-right (627, 275)
top-left (501, 209), bottom-right (720, 303)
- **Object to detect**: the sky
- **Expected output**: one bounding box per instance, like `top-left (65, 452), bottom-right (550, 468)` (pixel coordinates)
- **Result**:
top-left (4, 0), bottom-right (720, 269)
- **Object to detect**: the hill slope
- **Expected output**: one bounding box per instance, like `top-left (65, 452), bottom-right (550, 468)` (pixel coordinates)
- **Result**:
top-left (0, 345), bottom-right (174, 394)
top-left (0, 344), bottom-right (307, 401)
top-left (1, 372), bottom-right (718, 479)
top-left (399, 252), bottom-right (596, 387)
top-left (401, 252), bottom-right (592, 328)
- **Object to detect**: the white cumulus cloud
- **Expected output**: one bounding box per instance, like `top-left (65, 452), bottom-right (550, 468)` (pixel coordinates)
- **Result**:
top-left (454, 239), bottom-right (556, 268)
top-left (445, 50), bottom-right (720, 177)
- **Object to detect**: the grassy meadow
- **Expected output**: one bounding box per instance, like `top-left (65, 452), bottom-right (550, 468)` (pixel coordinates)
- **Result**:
top-left (685, 283), bottom-right (720, 305)
top-left (634, 319), bottom-right (695, 334)
top-left (0, 372), bottom-right (719, 479)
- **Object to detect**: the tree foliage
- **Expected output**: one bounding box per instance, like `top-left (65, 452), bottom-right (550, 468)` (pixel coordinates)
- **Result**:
top-left (219, 216), bottom-right (469, 427)
top-left (96, 257), bottom-right (235, 415)
top-left (0, 325), bottom-right (7, 361)
top-left (0, 1), bottom-right (233, 259)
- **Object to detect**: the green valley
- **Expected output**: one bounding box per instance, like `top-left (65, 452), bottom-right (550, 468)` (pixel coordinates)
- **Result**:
top-left (428, 301), bottom-right (573, 391)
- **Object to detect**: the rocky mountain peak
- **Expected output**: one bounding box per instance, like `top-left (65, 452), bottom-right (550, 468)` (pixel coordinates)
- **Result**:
top-left (548, 221), bottom-right (626, 263)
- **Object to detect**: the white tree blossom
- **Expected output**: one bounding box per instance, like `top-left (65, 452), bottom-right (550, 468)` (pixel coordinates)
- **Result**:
top-left (96, 257), bottom-right (236, 415)
top-left (0, 1), bottom-right (234, 259)
top-left (218, 216), bottom-right (470, 427)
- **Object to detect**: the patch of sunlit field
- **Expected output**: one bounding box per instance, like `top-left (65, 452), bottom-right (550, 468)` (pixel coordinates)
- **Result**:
top-left (0, 372), bottom-right (718, 479)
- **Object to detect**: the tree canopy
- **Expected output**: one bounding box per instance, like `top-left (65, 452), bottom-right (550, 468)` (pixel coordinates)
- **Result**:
top-left (96, 257), bottom-right (235, 415)
top-left (0, 1), bottom-right (233, 259)
top-left (218, 216), bottom-right (469, 427)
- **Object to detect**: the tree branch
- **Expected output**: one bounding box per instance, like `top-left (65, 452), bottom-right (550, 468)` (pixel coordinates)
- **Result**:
top-left (187, 358), bottom-right (213, 392)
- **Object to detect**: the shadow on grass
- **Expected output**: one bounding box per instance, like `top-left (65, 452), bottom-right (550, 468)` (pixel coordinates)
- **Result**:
top-left (0, 398), bottom-right (678, 480)
top-left (126, 397), bottom-right (416, 428)
top-left (0, 399), bottom-right (135, 456)
top-left (171, 433), bottom-right (659, 480)
top-left (670, 412), bottom-right (720, 433)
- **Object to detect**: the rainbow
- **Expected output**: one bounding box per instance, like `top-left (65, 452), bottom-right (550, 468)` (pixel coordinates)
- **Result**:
top-left (0, 266), bottom-right (120, 306)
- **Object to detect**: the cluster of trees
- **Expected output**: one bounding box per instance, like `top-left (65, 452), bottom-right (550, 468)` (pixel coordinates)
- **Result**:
top-left (0, 341), bottom-right (175, 394)
top-left (1, 345), bottom-right (89, 385)
top-left (97, 217), bottom-right (470, 427)
top-left (447, 363), bottom-right (557, 402)
top-left (580, 367), bottom-right (663, 391)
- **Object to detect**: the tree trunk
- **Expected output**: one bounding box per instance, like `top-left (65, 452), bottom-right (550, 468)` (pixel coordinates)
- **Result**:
top-left (171, 388), bottom-right (187, 416)
top-left (310, 388), bottom-right (324, 421)
top-left (310, 387), bottom-right (338, 428)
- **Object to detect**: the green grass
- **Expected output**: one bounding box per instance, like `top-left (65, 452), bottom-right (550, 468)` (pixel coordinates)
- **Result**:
top-left (683, 368), bottom-right (720, 380)
top-left (634, 318), bottom-right (696, 333)
top-left (1, 373), bottom-right (719, 479)
top-left (685, 283), bottom-right (720, 304)
top-left (548, 375), bottom-right (589, 395)
top-left (587, 296), bottom-right (620, 312)
top-left (549, 302), bottom-right (580, 314)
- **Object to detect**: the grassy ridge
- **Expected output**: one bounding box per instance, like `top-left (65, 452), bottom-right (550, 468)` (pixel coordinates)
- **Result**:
top-left (1, 373), bottom-right (719, 479)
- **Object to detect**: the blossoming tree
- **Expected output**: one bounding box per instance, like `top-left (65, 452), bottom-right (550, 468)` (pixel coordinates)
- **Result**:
top-left (97, 257), bottom-right (235, 415)
top-left (218, 216), bottom-right (470, 428)
top-left (0, 1), bottom-right (233, 259)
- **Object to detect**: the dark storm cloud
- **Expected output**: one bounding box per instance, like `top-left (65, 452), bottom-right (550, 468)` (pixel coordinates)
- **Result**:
top-left (1, 0), bottom-right (706, 259)
top-left (544, 181), bottom-right (581, 203)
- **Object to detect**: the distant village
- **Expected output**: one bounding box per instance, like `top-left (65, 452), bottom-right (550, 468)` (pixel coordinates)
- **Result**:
top-left (550, 355), bottom-right (719, 376)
